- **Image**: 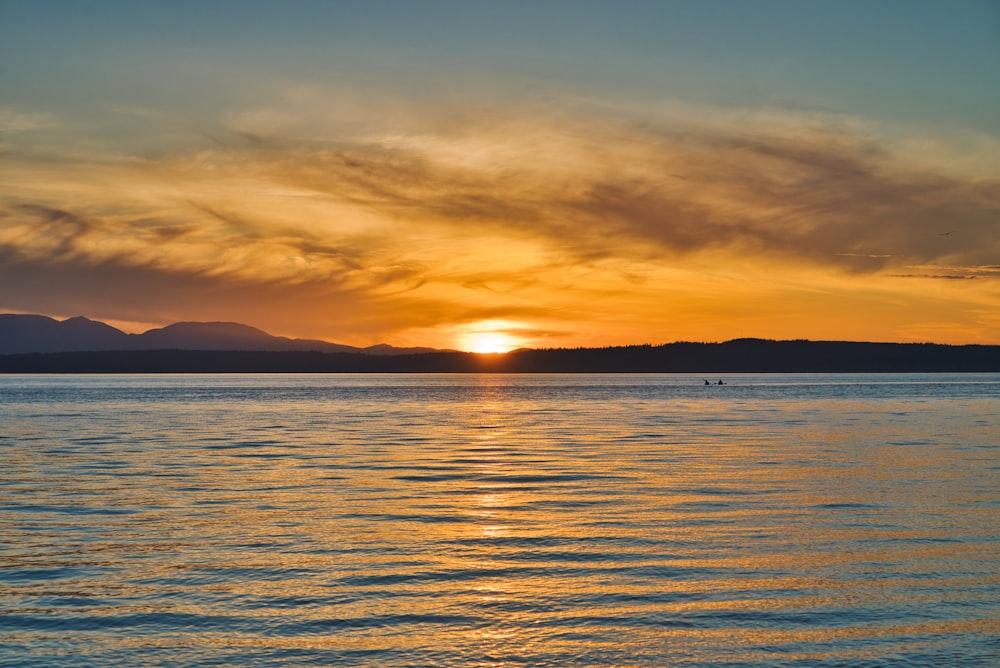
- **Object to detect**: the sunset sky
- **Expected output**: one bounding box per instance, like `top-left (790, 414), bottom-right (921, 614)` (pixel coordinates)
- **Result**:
top-left (2, 1), bottom-right (998, 351)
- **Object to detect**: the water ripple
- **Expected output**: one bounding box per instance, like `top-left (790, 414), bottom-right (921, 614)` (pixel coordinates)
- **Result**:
top-left (1, 372), bottom-right (998, 666)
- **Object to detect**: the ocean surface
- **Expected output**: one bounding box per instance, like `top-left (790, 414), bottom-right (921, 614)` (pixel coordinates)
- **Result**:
top-left (1, 373), bottom-right (998, 667)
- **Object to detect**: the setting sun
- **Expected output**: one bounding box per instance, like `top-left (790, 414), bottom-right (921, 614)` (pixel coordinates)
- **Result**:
top-left (465, 332), bottom-right (518, 354)
top-left (458, 321), bottom-right (528, 353)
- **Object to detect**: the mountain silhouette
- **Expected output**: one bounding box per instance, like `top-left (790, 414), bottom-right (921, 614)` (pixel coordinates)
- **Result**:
top-left (0, 315), bottom-right (131, 354)
top-left (136, 321), bottom-right (359, 353)
top-left (3, 314), bottom-right (1000, 373)
top-left (0, 314), bottom-right (443, 355)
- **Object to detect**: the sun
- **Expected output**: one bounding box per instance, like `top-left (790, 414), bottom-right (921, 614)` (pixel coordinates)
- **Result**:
top-left (465, 331), bottom-right (518, 354)
top-left (456, 320), bottom-right (531, 353)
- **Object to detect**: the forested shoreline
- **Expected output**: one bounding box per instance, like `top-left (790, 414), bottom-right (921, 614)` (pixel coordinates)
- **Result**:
top-left (3, 339), bottom-right (999, 373)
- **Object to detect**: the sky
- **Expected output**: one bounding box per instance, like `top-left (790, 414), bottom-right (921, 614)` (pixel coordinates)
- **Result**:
top-left (2, 1), bottom-right (999, 351)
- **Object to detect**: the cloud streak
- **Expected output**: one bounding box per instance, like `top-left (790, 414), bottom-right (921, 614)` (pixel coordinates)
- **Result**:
top-left (213, 105), bottom-right (1000, 273)
top-left (2, 95), bottom-right (999, 345)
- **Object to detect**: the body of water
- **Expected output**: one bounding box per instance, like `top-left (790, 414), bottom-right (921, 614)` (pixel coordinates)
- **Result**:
top-left (1, 373), bottom-right (998, 666)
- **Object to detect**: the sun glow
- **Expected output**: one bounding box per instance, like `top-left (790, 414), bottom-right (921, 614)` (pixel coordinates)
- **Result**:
top-left (457, 321), bottom-right (530, 353)
top-left (465, 331), bottom-right (518, 354)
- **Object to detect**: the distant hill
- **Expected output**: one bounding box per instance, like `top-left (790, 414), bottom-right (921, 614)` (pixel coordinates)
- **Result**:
top-left (121, 321), bottom-right (356, 353)
top-left (0, 314), bottom-right (131, 354)
top-left (0, 314), bottom-right (442, 356)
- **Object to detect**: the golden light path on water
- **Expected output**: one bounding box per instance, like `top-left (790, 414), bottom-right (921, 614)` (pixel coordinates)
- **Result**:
top-left (1, 373), bottom-right (998, 666)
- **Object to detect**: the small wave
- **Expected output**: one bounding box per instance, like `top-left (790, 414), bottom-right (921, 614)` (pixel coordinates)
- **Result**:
top-left (0, 504), bottom-right (138, 516)
top-left (0, 567), bottom-right (100, 583)
top-left (266, 613), bottom-right (481, 636)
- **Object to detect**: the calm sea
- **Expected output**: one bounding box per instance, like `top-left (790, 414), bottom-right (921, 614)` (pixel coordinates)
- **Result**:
top-left (1, 373), bottom-right (998, 667)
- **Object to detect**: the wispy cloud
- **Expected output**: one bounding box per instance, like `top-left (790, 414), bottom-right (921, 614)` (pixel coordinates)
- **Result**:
top-left (890, 264), bottom-right (1000, 280)
top-left (213, 100), bottom-right (1000, 274)
top-left (0, 108), bottom-right (59, 133)
top-left (2, 94), bottom-right (999, 344)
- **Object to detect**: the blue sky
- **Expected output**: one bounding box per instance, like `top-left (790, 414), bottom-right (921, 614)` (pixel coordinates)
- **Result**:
top-left (2, 1), bottom-right (999, 347)
top-left (5, 1), bottom-right (996, 130)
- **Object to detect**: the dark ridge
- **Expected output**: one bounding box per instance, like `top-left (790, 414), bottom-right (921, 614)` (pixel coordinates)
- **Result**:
top-left (0, 314), bottom-right (446, 356)
top-left (2, 340), bottom-right (999, 373)
top-left (0, 314), bottom-right (130, 354)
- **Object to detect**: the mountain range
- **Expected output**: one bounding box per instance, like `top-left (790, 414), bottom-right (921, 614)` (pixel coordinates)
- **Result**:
top-left (0, 314), bottom-right (443, 355)
top-left (3, 314), bottom-right (1000, 373)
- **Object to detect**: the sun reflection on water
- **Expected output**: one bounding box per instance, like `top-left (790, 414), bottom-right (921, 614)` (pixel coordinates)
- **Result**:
top-left (3, 374), bottom-right (999, 665)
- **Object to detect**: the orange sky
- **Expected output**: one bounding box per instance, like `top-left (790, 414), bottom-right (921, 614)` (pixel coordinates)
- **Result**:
top-left (2, 3), bottom-right (999, 350)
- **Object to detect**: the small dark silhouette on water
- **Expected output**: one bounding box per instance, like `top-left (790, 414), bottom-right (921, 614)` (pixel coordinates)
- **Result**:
top-left (704, 379), bottom-right (726, 385)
